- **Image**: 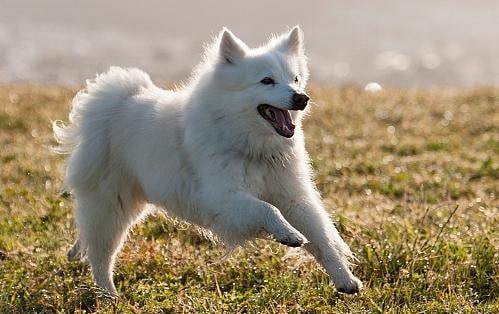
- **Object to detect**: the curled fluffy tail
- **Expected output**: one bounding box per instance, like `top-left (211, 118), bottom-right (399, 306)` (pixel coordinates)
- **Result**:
top-left (52, 67), bottom-right (153, 191)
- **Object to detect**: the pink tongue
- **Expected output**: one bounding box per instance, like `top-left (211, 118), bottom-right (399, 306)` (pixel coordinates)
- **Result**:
top-left (271, 107), bottom-right (295, 135)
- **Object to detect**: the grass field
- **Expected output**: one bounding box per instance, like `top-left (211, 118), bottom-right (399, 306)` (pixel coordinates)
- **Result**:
top-left (0, 85), bottom-right (497, 313)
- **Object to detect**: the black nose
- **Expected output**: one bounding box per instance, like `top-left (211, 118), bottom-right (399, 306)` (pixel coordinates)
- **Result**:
top-left (292, 93), bottom-right (310, 110)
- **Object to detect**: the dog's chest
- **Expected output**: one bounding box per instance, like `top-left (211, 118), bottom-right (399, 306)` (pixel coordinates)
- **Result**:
top-left (241, 159), bottom-right (286, 199)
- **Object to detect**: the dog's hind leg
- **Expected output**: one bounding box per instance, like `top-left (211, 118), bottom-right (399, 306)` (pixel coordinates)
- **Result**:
top-left (74, 188), bottom-right (138, 295)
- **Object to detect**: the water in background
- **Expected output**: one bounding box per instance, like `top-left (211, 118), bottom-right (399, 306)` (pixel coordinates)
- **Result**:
top-left (1, 0), bottom-right (498, 87)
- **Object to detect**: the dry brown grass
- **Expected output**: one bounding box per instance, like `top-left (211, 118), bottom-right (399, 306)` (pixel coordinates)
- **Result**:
top-left (0, 85), bottom-right (497, 313)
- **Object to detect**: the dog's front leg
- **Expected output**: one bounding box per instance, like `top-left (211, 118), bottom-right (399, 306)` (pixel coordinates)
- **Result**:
top-left (280, 191), bottom-right (362, 294)
top-left (198, 191), bottom-right (308, 247)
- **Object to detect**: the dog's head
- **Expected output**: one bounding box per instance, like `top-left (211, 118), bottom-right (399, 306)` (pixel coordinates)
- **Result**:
top-left (206, 27), bottom-right (310, 140)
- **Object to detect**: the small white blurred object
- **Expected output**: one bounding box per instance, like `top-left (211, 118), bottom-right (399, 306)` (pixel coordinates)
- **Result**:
top-left (364, 82), bottom-right (383, 92)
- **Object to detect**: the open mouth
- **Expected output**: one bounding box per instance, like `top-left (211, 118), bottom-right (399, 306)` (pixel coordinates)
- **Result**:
top-left (257, 104), bottom-right (296, 138)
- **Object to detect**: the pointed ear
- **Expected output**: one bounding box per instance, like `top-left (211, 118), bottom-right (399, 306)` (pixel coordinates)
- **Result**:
top-left (277, 26), bottom-right (304, 55)
top-left (219, 28), bottom-right (247, 64)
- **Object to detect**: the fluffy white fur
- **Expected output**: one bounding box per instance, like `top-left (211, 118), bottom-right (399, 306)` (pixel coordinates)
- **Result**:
top-left (53, 26), bottom-right (362, 295)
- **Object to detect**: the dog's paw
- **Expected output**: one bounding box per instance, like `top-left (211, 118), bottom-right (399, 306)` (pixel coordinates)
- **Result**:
top-left (264, 213), bottom-right (308, 247)
top-left (277, 231), bottom-right (308, 248)
top-left (335, 276), bottom-right (363, 294)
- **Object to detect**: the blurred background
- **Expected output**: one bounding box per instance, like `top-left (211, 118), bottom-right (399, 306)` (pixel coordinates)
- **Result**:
top-left (0, 0), bottom-right (498, 87)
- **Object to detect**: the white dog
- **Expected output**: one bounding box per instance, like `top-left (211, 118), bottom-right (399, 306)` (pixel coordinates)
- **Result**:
top-left (53, 26), bottom-right (362, 295)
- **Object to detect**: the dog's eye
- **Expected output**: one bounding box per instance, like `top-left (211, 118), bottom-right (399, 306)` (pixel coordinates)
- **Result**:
top-left (294, 76), bottom-right (299, 83)
top-left (260, 77), bottom-right (275, 85)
